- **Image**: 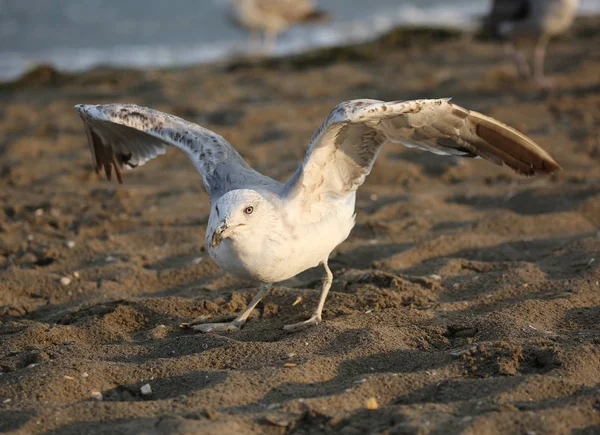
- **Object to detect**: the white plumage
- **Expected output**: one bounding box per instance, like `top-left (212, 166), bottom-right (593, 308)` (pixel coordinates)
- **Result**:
top-left (76, 99), bottom-right (560, 332)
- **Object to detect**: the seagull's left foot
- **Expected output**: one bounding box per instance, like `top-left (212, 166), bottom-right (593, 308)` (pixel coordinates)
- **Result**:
top-left (192, 320), bottom-right (244, 333)
top-left (283, 315), bottom-right (322, 331)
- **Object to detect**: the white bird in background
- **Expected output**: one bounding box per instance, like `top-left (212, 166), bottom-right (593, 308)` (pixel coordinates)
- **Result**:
top-left (75, 99), bottom-right (560, 332)
top-left (485, 0), bottom-right (579, 87)
top-left (229, 0), bottom-right (329, 54)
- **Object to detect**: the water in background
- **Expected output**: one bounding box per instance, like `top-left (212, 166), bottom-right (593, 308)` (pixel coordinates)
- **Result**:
top-left (1, 0), bottom-right (599, 81)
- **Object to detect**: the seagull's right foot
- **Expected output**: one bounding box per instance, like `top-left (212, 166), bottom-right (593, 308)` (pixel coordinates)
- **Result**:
top-left (283, 314), bottom-right (322, 331)
top-left (192, 320), bottom-right (244, 333)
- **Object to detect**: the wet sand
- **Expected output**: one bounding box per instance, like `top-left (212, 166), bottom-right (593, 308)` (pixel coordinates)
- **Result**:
top-left (1, 17), bottom-right (599, 435)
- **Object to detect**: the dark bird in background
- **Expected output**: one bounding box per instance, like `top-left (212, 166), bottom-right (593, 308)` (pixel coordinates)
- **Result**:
top-left (484, 0), bottom-right (579, 87)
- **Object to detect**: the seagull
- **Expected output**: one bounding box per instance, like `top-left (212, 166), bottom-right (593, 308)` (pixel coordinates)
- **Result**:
top-left (75, 99), bottom-right (560, 332)
top-left (229, 0), bottom-right (329, 54)
top-left (484, 0), bottom-right (579, 87)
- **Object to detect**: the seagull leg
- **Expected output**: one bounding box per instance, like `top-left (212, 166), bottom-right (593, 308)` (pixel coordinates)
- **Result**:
top-left (504, 41), bottom-right (531, 79)
top-left (194, 283), bottom-right (272, 333)
top-left (248, 30), bottom-right (261, 55)
top-left (284, 260), bottom-right (333, 331)
top-left (533, 36), bottom-right (553, 88)
top-left (263, 29), bottom-right (278, 55)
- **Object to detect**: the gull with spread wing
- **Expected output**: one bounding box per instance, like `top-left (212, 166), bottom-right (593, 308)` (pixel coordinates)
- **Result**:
top-left (75, 99), bottom-right (560, 332)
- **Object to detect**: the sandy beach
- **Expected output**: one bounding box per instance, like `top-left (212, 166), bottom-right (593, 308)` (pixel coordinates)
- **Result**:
top-left (1, 16), bottom-right (600, 434)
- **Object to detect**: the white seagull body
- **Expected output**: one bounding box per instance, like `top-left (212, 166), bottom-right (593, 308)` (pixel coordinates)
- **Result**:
top-left (75, 99), bottom-right (560, 332)
top-left (485, 0), bottom-right (579, 86)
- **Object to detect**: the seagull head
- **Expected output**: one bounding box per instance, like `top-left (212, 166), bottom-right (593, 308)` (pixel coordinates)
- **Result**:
top-left (208, 189), bottom-right (276, 249)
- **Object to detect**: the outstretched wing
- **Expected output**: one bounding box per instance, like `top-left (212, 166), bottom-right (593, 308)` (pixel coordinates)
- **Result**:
top-left (285, 98), bottom-right (560, 201)
top-left (75, 104), bottom-right (277, 199)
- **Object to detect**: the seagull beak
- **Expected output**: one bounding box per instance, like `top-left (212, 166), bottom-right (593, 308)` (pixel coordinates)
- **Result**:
top-left (211, 220), bottom-right (229, 248)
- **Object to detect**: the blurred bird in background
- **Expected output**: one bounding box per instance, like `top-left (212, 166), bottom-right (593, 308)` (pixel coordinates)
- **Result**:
top-left (484, 0), bottom-right (579, 87)
top-left (230, 0), bottom-right (329, 54)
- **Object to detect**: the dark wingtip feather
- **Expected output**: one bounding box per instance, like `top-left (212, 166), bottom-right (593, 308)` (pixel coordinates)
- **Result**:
top-left (472, 113), bottom-right (561, 176)
top-left (112, 154), bottom-right (124, 184)
top-left (78, 110), bottom-right (125, 184)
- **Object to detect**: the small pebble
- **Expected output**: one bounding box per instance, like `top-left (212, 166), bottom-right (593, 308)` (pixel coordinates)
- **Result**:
top-left (81, 372), bottom-right (89, 378)
top-left (190, 257), bottom-right (203, 265)
top-left (65, 241), bottom-right (75, 249)
top-left (140, 384), bottom-right (152, 396)
top-left (34, 209), bottom-right (44, 216)
top-left (3, 398), bottom-right (11, 404)
top-left (429, 274), bottom-right (442, 281)
top-left (365, 397), bottom-right (379, 410)
top-left (370, 193), bottom-right (378, 201)
top-left (59, 277), bottom-right (71, 286)
top-left (90, 391), bottom-right (102, 401)
top-left (63, 375), bottom-right (74, 381)
top-left (73, 271), bottom-right (80, 278)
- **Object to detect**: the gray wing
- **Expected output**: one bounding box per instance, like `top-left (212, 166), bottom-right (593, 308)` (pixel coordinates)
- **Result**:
top-left (285, 98), bottom-right (560, 201)
top-left (75, 104), bottom-right (278, 199)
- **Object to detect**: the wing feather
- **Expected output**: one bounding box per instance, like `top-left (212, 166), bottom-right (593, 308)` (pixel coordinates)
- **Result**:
top-left (285, 98), bottom-right (560, 201)
top-left (75, 104), bottom-right (277, 199)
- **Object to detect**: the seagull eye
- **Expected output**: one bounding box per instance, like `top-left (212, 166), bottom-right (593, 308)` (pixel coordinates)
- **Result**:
top-left (244, 206), bottom-right (254, 215)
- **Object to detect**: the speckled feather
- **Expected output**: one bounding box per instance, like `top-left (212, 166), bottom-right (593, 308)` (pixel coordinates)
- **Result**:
top-left (284, 98), bottom-right (561, 205)
top-left (76, 104), bottom-right (278, 199)
top-left (77, 100), bottom-right (561, 202)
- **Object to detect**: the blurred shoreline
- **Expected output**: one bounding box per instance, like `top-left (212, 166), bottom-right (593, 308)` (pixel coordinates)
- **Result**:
top-left (2, 0), bottom-right (600, 82)
top-left (2, 14), bottom-right (595, 90)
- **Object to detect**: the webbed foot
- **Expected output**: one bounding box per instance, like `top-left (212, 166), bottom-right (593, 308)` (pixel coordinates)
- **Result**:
top-left (283, 315), bottom-right (322, 331)
top-left (193, 320), bottom-right (244, 333)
